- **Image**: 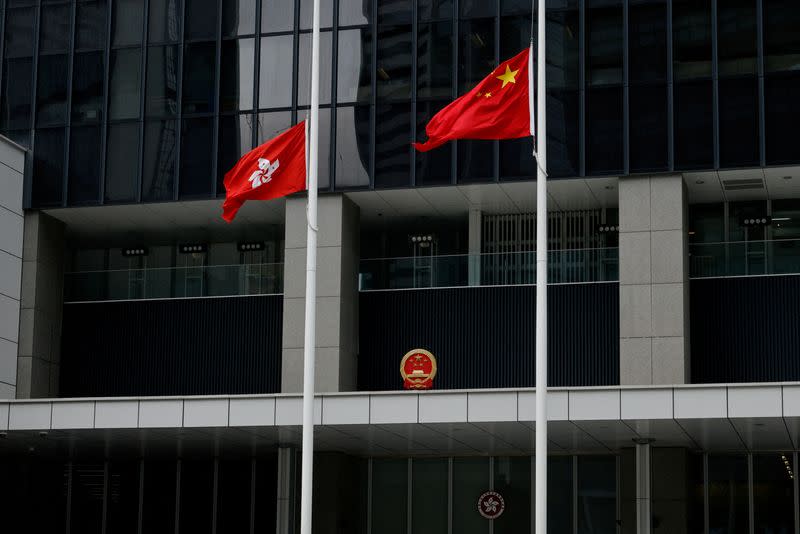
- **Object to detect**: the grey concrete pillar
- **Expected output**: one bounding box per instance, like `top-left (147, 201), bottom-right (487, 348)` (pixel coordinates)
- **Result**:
top-left (468, 208), bottom-right (482, 286)
top-left (281, 194), bottom-right (360, 392)
top-left (0, 137), bottom-right (25, 399)
top-left (635, 443), bottom-right (652, 534)
top-left (17, 211), bottom-right (65, 398)
top-left (275, 447), bottom-right (296, 534)
top-left (619, 175), bottom-right (690, 385)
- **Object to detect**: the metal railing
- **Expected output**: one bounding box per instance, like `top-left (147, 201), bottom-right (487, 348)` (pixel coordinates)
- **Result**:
top-left (690, 238), bottom-right (800, 278)
top-left (64, 263), bottom-right (284, 302)
top-left (359, 248), bottom-right (619, 290)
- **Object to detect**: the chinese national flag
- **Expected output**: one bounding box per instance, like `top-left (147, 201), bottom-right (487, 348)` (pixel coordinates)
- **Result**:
top-left (414, 47), bottom-right (533, 152)
top-left (221, 121), bottom-right (306, 222)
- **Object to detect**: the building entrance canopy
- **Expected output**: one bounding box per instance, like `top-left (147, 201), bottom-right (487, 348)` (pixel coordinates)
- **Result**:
top-left (0, 384), bottom-right (798, 459)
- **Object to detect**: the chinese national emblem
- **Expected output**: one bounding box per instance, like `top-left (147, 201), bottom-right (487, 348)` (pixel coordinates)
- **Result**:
top-left (248, 157), bottom-right (280, 189)
top-left (477, 491), bottom-right (505, 520)
top-left (400, 349), bottom-right (437, 390)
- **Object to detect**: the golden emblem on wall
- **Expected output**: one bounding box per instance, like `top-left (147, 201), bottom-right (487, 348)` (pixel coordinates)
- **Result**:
top-left (400, 349), bottom-right (438, 390)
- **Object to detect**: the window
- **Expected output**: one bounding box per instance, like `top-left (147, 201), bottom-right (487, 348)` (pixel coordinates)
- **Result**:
top-left (377, 0), bottom-right (412, 25)
top-left (298, 32), bottom-right (333, 105)
top-left (547, 89), bottom-right (580, 177)
top-left (338, 28), bottom-right (372, 103)
top-left (68, 125), bottom-right (102, 204)
top-left (458, 139), bottom-right (494, 183)
top-left (546, 9), bottom-right (579, 89)
top-left (222, 0), bottom-right (256, 37)
top-left (577, 456), bottom-right (616, 533)
top-left (708, 455), bottom-right (749, 534)
top-left (494, 457), bottom-right (531, 534)
top-left (630, 84), bottom-right (668, 172)
top-left (220, 39), bottom-right (255, 111)
top-left (587, 5), bottom-right (623, 86)
top-left (411, 459), bottom-right (448, 534)
top-left (0, 57), bottom-right (33, 130)
top-left (185, 0), bottom-right (219, 40)
top-left (305, 109), bottom-right (331, 189)
top-left (764, 0), bottom-right (800, 73)
top-left (417, 22), bottom-right (453, 99)
top-left (182, 42), bottom-right (217, 114)
top-left (673, 0), bottom-right (712, 80)
top-left (299, 0), bottom-right (334, 29)
top-left (149, 0), bottom-right (182, 43)
top-left (36, 54), bottom-right (69, 126)
top-left (69, 464), bottom-right (105, 534)
top-left (376, 25), bottom-right (412, 100)
top-left (371, 460), bottom-right (407, 534)
top-left (765, 73), bottom-right (800, 165)
top-left (105, 122), bottom-right (140, 203)
top-left (106, 462), bottom-right (140, 534)
top-left (178, 461), bottom-right (214, 534)
top-left (587, 86), bottom-right (623, 175)
top-left (719, 77), bottom-right (759, 168)
top-left (4, 7), bottom-right (36, 57)
top-left (674, 81), bottom-right (713, 169)
top-left (112, 0), bottom-right (145, 46)
top-left (32, 128), bottom-right (66, 207)
top-left (142, 119), bottom-right (177, 201)
top-left (217, 114), bottom-right (253, 192)
top-left (256, 110), bottom-right (292, 144)
top-left (335, 106), bottom-right (370, 188)
top-left (718, 0), bottom-right (757, 77)
top-left (261, 0), bottom-right (294, 33)
top-left (340, 0), bottom-right (372, 26)
top-left (452, 458), bottom-right (489, 534)
top-left (72, 51), bottom-right (105, 123)
top-left (549, 456), bottom-right (573, 533)
top-left (460, 0), bottom-right (495, 19)
top-left (416, 101), bottom-right (452, 186)
top-left (109, 48), bottom-right (142, 120)
top-left (40, 4), bottom-right (72, 53)
top-left (500, 137), bottom-right (535, 180)
top-left (375, 103), bottom-right (410, 188)
top-left (753, 454), bottom-right (794, 533)
top-left (458, 18), bottom-right (495, 95)
top-left (141, 460), bottom-right (177, 534)
top-left (216, 461), bottom-right (251, 534)
top-left (179, 117), bottom-right (214, 198)
top-left (76, 1), bottom-right (108, 50)
top-left (629, 1), bottom-right (667, 83)
top-left (146, 45), bottom-right (180, 117)
top-left (419, 0), bottom-right (453, 21)
top-left (259, 35), bottom-right (294, 108)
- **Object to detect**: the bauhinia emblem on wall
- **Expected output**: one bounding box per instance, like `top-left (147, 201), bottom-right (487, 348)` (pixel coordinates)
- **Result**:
top-left (400, 349), bottom-right (437, 390)
top-left (477, 491), bottom-right (505, 520)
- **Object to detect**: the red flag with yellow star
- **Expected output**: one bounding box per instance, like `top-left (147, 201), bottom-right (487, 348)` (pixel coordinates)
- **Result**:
top-left (414, 46), bottom-right (533, 152)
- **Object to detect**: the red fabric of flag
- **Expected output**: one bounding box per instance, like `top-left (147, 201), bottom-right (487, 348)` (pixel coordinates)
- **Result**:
top-left (414, 47), bottom-right (532, 152)
top-left (221, 121), bottom-right (306, 222)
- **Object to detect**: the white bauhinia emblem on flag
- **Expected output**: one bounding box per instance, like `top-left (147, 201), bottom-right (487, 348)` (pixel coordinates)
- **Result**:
top-left (248, 157), bottom-right (280, 189)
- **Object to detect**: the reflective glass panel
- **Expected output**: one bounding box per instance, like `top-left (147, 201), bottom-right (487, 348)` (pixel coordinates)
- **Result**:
top-left (460, 0), bottom-right (495, 18)
top-left (112, 0), bottom-right (145, 46)
top-left (32, 127), bottom-right (65, 207)
top-left (651, 449), bottom-right (698, 534)
top-left (764, 0), bottom-right (800, 73)
top-left (630, 84), bottom-right (668, 172)
top-left (306, 108), bottom-right (331, 188)
top-left (36, 54), bottom-right (69, 126)
top-left (377, 25), bottom-right (412, 100)
top-left (146, 45), bottom-right (180, 116)
top-left (500, 13), bottom-right (531, 60)
top-left (411, 459), bottom-right (448, 534)
top-left (216, 460), bottom-right (251, 534)
top-left (371, 459), bottom-right (407, 534)
top-left (259, 35), bottom-right (294, 108)
top-left (765, 72), bottom-right (800, 165)
top-left (0, 57), bottom-right (33, 130)
top-left (299, 0), bottom-right (333, 29)
top-left (587, 86), bottom-right (623, 174)
top-left (458, 138), bottom-right (494, 183)
top-left (577, 456), bottom-right (616, 533)
top-left (256, 110), bottom-right (292, 144)
top-left (185, 0), bottom-right (218, 40)
top-left (675, 80), bottom-right (713, 169)
top-left (494, 457), bottom-right (531, 534)
top-left (452, 458), bottom-right (489, 534)
top-left (298, 32), bottom-right (333, 105)
top-left (261, 0), bottom-right (294, 33)
top-left (109, 48), bottom-right (142, 120)
top-left (68, 125), bottom-right (102, 204)
top-left (40, 4), bottom-right (72, 53)
top-left (718, 0), bottom-right (757, 77)
top-left (547, 9), bottom-right (579, 89)
top-left (76, 1), bottom-right (108, 50)
top-left (0, 461), bottom-right (68, 532)
top-left (178, 461), bottom-right (214, 534)
top-left (105, 122), bottom-right (140, 203)
top-left (501, 0), bottom-right (530, 16)
top-left (673, 0), bottom-right (712, 79)
top-left (377, 0), bottom-right (411, 25)
top-left (253, 456), bottom-right (278, 533)
top-left (149, 0), bottom-right (182, 43)
top-left (547, 89), bottom-right (579, 178)
top-left (587, 6), bottom-right (623, 85)
top-left (221, 39), bottom-right (255, 111)
top-left (335, 105), bottom-right (370, 188)
top-left (458, 18), bottom-right (495, 94)
top-left (179, 117), bottom-right (214, 197)
top-left (3, 7), bottom-right (36, 57)
top-left (375, 103), bottom-right (410, 188)
top-left (629, 1), bottom-right (666, 83)
top-left (419, 0), bottom-right (453, 20)
top-left (337, 28), bottom-right (372, 103)
top-left (142, 119), bottom-right (177, 201)
top-left (500, 137), bottom-right (535, 180)
top-left (222, 0), bottom-right (256, 36)
top-left (417, 22), bottom-right (453, 99)
top-left (182, 42), bottom-right (217, 114)
top-left (708, 455), bottom-right (749, 534)
top-left (719, 77), bottom-right (759, 168)
top-left (141, 460), bottom-right (177, 534)
top-left (106, 462), bottom-right (140, 534)
top-left (416, 100), bottom-right (452, 185)
top-left (72, 51), bottom-right (105, 123)
top-left (340, 0), bottom-right (372, 26)
top-left (217, 113), bottom-right (254, 192)
top-left (753, 454), bottom-right (794, 534)
top-left (549, 456), bottom-right (573, 534)
top-left (70, 464), bottom-right (105, 534)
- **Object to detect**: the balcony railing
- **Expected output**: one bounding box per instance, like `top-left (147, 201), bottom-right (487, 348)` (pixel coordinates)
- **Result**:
top-left (359, 248), bottom-right (619, 291)
top-left (690, 239), bottom-right (800, 278)
top-left (64, 263), bottom-right (283, 302)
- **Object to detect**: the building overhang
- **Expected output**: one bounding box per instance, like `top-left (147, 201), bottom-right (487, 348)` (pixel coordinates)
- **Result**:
top-left (1, 383), bottom-right (798, 458)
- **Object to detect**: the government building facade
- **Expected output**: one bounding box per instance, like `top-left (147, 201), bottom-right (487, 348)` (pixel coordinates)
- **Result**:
top-left (0, 0), bottom-right (799, 532)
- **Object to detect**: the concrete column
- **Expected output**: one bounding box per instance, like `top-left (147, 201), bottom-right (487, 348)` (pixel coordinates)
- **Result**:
top-left (17, 211), bottom-right (65, 398)
top-left (468, 208), bottom-right (482, 286)
top-left (0, 137), bottom-right (26, 399)
top-left (281, 194), bottom-right (360, 392)
top-left (275, 447), bottom-right (296, 534)
top-left (619, 175), bottom-right (690, 385)
top-left (635, 443), bottom-right (652, 534)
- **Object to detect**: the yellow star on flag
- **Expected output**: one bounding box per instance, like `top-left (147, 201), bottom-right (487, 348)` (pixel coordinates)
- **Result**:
top-left (484, 92), bottom-right (492, 98)
top-left (496, 64), bottom-right (519, 88)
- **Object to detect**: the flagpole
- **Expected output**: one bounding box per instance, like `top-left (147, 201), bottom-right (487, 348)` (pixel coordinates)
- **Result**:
top-left (299, 0), bottom-right (320, 532)
top-left (534, 0), bottom-right (548, 532)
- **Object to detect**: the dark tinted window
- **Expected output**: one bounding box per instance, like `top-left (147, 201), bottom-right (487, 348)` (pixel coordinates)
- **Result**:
top-left (146, 45), bottom-right (180, 116)
top-left (547, 9), bottom-right (579, 89)
top-left (587, 86), bottom-right (623, 174)
top-left (458, 140), bottom-right (494, 183)
top-left (375, 103), bottom-right (410, 187)
top-left (178, 461), bottom-right (214, 534)
top-left (40, 4), bottom-right (72, 53)
top-left (308, 109), bottom-right (331, 189)
top-left (547, 89), bottom-right (579, 177)
top-left (72, 51), bottom-right (105, 123)
top-left (261, 0), bottom-right (294, 33)
top-left (416, 101), bottom-right (452, 186)
top-left (500, 137), bottom-right (535, 181)
top-left (340, 0), bottom-right (372, 26)
top-left (460, 0), bottom-right (495, 19)
top-left (718, 0), bottom-right (757, 77)
top-left (182, 42), bottom-right (217, 114)
top-left (106, 462), bottom-right (140, 534)
top-left (765, 73), bottom-right (800, 165)
top-left (252, 457), bottom-right (277, 533)
top-left (141, 460), bottom-right (177, 534)
top-left (298, 31), bottom-right (333, 105)
top-left (377, 0), bottom-right (412, 25)
top-left (221, 39), bottom-right (255, 111)
top-left (419, 0), bottom-right (453, 21)
top-left (764, 0), bottom-right (800, 72)
top-left (259, 35), bottom-right (294, 108)
top-left (501, 0), bottom-right (529, 16)
top-left (179, 117), bottom-right (214, 197)
top-left (499, 13), bottom-right (531, 60)
top-left (70, 464), bottom-right (105, 534)
top-left (675, 80), bottom-right (713, 169)
top-left (256, 110), bottom-right (292, 144)
top-left (32, 128), bottom-right (65, 207)
top-left (338, 28), bottom-right (372, 103)
top-left (68, 125), bottom-right (102, 204)
top-left (587, 6), bottom-right (623, 85)
top-left (377, 25), bottom-right (412, 100)
top-left (1, 57), bottom-right (33, 129)
top-left (76, 1), bottom-right (108, 50)
top-left (217, 114), bottom-right (253, 192)
top-left (630, 84), bottom-right (668, 172)
top-left (458, 18), bottom-right (495, 94)
top-left (417, 22), bottom-right (453, 99)
top-left (299, 0), bottom-right (334, 29)
top-left (217, 461), bottom-right (251, 533)
top-left (109, 48), bottom-right (142, 120)
top-left (185, 0), bottom-right (219, 40)
top-left (719, 77), bottom-right (759, 168)
top-left (149, 0), bottom-right (182, 43)
top-left (336, 105), bottom-right (371, 188)
top-left (36, 54), bottom-right (69, 126)
top-left (142, 119), bottom-right (177, 201)
top-left (673, 0), bottom-right (712, 79)
top-left (112, 0), bottom-right (145, 46)
top-left (222, 0), bottom-right (256, 37)
top-left (629, 1), bottom-right (667, 83)
top-left (105, 122), bottom-right (140, 203)
top-left (4, 7), bottom-right (36, 57)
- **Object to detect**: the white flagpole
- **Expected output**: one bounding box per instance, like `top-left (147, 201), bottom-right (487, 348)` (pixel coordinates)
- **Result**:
top-left (534, 0), bottom-right (548, 532)
top-left (299, 0), bottom-right (320, 532)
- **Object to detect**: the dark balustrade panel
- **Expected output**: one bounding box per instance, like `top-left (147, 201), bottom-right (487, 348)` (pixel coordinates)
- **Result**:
top-left (358, 283), bottom-right (619, 390)
top-left (60, 295), bottom-right (282, 396)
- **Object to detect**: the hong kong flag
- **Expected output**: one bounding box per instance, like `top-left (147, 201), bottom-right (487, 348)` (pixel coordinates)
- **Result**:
top-left (414, 46), bottom-right (533, 152)
top-left (221, 121), bottom-right (306, 222)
